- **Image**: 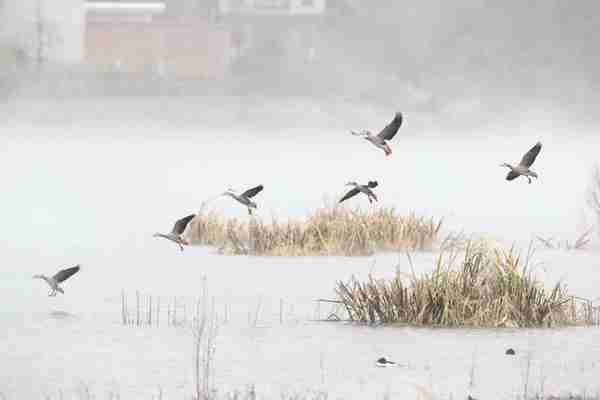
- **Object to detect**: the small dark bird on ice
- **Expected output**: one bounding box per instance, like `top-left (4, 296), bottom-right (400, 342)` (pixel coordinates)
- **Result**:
top-left (351, 112), bottom-right (403, 156)
top-left (339, 181), bottom-right (379, 204)
top-left (33, 265), bottom-right (80, 296)
top-left (154, 214), bottom-right (195, 251)
top-left (500, 142), bottom-right (542, 184)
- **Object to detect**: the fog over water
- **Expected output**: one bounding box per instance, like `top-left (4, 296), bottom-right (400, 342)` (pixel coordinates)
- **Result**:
top-left (2, 100), bottom-right (600, 399)
top-left (2, 99), bottom-right (598, 251)
top-left (2, 0), bottom-right (600, 398)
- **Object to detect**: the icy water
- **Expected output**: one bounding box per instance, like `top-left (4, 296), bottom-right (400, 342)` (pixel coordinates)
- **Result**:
top-left (2, 101), bottom-right (600, 399)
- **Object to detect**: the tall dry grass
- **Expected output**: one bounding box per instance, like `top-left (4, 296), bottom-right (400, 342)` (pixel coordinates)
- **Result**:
top-left (336, 241), bottom-right (593, 327)
top-left (189, 206), bottom-right (442, 256)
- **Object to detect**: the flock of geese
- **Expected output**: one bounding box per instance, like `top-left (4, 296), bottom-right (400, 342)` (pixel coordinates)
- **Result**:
top-left (33, 111), bottom-right (543, 296)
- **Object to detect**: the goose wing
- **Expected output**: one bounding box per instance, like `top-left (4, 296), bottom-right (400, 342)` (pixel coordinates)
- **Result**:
top-left (519, 142), bottom-right (542, 167)
top-left (52, 265), bottom-right (80, 283)
top-left (172, 214), bottom-right (195, 235)
top-left (377, 112), bottom-right (403, 141)
top-left (241, 185), bottom-right (264, 199)
top-left (339, 187), bottom-right (360, 203)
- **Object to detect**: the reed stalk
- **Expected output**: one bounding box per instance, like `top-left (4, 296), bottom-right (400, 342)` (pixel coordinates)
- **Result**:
top-left (136, 290), bottom-right (140, 327)
top-left (121, 290), bottom-right (127, 325)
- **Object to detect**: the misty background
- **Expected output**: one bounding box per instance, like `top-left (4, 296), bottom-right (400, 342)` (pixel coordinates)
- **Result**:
top-left (1, 0), bottom-right (599, 133)
top-left (2, 1), bottom-right (600, 399)
top-left (1, 0), bottom-right (599, 255)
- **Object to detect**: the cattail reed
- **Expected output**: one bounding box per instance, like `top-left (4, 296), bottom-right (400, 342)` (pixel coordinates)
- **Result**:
top-left (156, 297), bottom-right (160, 327)
top-left (148, 295), bottom-right (152, 326)
top-left (279, 299), bottom-right (283, 324)
top-left (173, 297), bottom-right (177, 326)
top-left (136, 290), bottom-right (140, 327)
top-left (121, 290), bottom-right (127, 325)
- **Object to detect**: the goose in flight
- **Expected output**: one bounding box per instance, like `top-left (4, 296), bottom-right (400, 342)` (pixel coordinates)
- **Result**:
top-left (153, 214), bottom-right (195, 251)
top-left (500, 142), bottom-right (542, 184)
top-left (223, 184), bottom-right (264, 215)
top-left (339, 181), bottom-right (378, 204)
top-left (33, 265), bottom-right (80, 296)
top-left (351, 112), bottom-right (403, 156)
top-left (376, 357), bottom-right (397, 367)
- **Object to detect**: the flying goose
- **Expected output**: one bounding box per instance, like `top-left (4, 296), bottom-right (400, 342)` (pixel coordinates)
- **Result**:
top-left (500, 142), bottom-right (542, 184)
top-left (339, 181), bottom-right (378, 204)
top-left (223, 184), bottom-right (264, 215)
top-left (376, 357), bottom-right (397, 367)
top-left (153, 214), bottom-right (195, 251)
top-left (351, 112), bottom-right (403, 156)
top-left (33, 265), bottom-right (80, 296)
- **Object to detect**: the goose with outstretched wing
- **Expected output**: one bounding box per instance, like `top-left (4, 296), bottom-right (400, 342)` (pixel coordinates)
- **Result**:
top-left (223, 184), bottom-right (264, 215)
top-left (154, 214), bottom-right (195, 251)
top-left (33, 265), bottom-right (80, 296)
top-left (339, 181), bottom-right (379, 204)
top-left (351, 112), bottom-right (403, 156)
top-left (500, 142), bottom-right (542, 184)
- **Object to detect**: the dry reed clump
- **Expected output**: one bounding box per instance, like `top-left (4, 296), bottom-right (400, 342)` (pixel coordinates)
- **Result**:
top-left (189, 206), bottom-right (442, 256)
top-left (336, 242), bottom-right (591, 327)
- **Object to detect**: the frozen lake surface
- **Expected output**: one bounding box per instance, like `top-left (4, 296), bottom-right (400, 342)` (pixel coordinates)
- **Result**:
top-left (1, 100), bottom-right (599, 399)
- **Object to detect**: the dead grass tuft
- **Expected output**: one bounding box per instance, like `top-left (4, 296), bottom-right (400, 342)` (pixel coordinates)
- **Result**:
top-left (189, 206), bottom-right (442, 256)
top-left (336, 241), bottom-right (594, 327)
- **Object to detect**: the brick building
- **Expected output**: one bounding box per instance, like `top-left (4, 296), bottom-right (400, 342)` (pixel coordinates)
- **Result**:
top-left (85, 2), bottom-right (231, 79)
top-left (83, 0), bottom-right (330, 79)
